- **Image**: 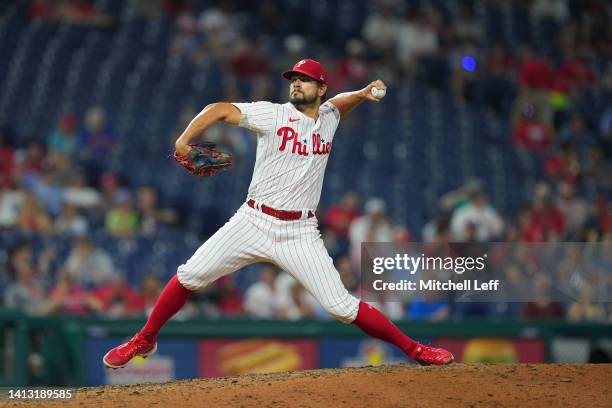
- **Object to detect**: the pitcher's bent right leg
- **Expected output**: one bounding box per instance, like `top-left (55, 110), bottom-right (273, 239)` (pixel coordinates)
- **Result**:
top-left (177, 207), bottom-right (272, 291)
top-left (103, 207), bottom-right (272, 369)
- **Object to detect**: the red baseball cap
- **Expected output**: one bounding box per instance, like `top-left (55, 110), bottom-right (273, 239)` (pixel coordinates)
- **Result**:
top-left (282, 59), bottom-right (327, 84)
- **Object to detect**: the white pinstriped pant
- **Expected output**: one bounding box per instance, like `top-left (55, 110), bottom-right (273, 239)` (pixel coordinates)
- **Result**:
top-left (177, 202), bottom-right (360, 323)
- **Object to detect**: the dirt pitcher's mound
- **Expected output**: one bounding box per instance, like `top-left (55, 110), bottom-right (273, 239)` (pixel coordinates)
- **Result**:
top-left (15, 364), bottom-right (612, 407)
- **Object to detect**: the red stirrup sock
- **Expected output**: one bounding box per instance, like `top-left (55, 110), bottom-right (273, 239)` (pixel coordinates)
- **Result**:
top-left (351, 301), bottom-right (418, 356)
top-left (140, 275), bottom-right (192, 342)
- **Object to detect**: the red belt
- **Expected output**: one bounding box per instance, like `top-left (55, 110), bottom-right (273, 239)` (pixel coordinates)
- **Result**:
top-left (247, 199), bottom-right (314, 221)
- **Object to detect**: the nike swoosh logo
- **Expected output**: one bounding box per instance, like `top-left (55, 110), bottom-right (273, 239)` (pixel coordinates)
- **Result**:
top-left (289, 117), bottom-right (300, 122)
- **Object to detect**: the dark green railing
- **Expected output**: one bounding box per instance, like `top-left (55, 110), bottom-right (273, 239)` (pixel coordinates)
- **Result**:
top-left (1, 309), bottom-right (610, 386)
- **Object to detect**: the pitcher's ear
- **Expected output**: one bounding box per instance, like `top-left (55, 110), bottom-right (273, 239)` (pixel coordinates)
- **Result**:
top-left (319, 83), bottom-right (328, 96)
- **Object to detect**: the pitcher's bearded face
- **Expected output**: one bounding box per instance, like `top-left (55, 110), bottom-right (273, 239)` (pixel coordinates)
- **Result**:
top-left (289, 75), bottom-right (322, 106)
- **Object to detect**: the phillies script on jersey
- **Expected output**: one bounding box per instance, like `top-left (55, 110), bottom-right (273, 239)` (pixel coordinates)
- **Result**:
top-left (229, 100), bottom-right (340, 210)
top-left (277, 127), bottom-right (332, 157)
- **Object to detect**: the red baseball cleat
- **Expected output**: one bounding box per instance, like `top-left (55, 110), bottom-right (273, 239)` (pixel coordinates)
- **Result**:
top-left (102, 333), bottom-right (157, 369)
top-left (409, 344), bottom-right (454, 366)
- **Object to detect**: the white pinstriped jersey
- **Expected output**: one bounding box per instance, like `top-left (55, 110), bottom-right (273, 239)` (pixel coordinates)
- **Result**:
top-left (231, 101), bottom-right (340, 211)
top-left (178, 100), bottom-right (360, 322)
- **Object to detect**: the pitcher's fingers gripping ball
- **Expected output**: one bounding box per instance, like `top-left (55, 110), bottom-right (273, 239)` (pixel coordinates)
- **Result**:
top-left (366, 80), bottom-right (387, 101)
top-left (371, 87), bottom-right (386, 99)
top-left (172, 142), bottom-right (233, 177)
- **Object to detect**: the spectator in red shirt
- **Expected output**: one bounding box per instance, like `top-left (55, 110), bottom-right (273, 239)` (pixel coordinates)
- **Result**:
top-left (45, 269), bottom-right (103, 316)
top-left (519, 206), bottom-right (545, 242)
top-left (522, 274), bottom-right (565, 319)
top-left (93, 274), bottom-right (144, 318)
top-left (513, 47), bottom-right (555, 125)
top-left (229, 40), bottom-right (271, 100)
top-left (557, 47), bottom-right (595, 89)
top-left (0, 127), bottom-right (15, 189)
top-left (230, 40), bottom-right (270, 79)
top-left (162, 0), bottom-right (191, 16)
top-left (57, 0), bottom-right (97, 19)
top-left (544, 143), bottom-right (581, 183)
top-left (601, 206), bottom-right (612, 233)
top-left (521, 183), bottom-right (565, 241)
top-left (518, 46), bottom-right (553, 90)
top-left (14, 140), bottom-right (46, 184)
top-left (335, 39), bottom-right (370, 90)
top-left (393, 225), bottom-right (414, 243)
top-left (529, 202), bottom-right (565, 240)
top-left (513, 103), bottom-right (554, 152)
top-left (30, 0), bottom-right (53, 20)
top-left (324, 191), bottom-right (361, 240)
top-left (30, 0), bottom-right (114, 27)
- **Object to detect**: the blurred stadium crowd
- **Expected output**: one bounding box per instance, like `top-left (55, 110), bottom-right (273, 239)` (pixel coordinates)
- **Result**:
top-left (0, 0), bottom-right (611, 322)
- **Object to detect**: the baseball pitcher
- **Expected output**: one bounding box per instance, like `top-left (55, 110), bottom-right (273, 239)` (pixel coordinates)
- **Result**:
top-left (103, 59), bottom-right (454, 368)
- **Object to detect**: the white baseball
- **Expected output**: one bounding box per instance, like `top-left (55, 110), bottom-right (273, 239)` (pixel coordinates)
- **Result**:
top-left (371, 87), bottom-right (386, 99)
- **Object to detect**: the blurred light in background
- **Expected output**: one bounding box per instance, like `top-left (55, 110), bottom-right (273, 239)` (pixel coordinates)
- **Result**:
top-left (461, 56), bottom-right (477, 72)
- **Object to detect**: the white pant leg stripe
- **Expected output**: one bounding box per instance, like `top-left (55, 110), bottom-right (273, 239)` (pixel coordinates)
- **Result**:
top-left (189, 215), bottom-right (247, 272)
top-left (305, 230), bottom-right (333, 305)
top-left (302, 239), bottom-right (357, 320)
top-left (275, 222), bottom-right (321, 300)
top-left (274, 222), bottom-right (308, 284)
top-left (179, 219), bottom-right (243, 289)
top-left (247, 209), bottom-right (276, 263)
top-left (179, 211), bottom-right (265, 289)
top-left (272, 220), bottom-right (358, 322)
top-left (306, 240), bottom-right (340, 309)
top-left (264, 213), bottom-right (275, 257)
top-left (206, 216), bottom-right (266, 281)
top-left (299, 221), bottom-right (335, 305)
top-left (220, 213), bottom-right (271, 269)
top-left (284, 221), bottom-right (325, 301)
top-left (243, 214), bottom-right (274, 263)
top-left (302, 225), bottom-right (358, 318)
